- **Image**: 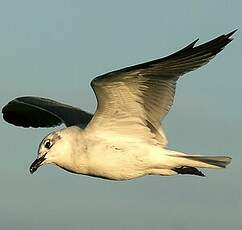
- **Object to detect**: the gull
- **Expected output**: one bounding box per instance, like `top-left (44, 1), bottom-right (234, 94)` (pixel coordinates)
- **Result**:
top-left (2, 31), bottom-right (236, 180)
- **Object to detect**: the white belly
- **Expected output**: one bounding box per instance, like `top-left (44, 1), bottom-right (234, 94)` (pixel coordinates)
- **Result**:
top-left (83, 141), bottom-right (170, 180)
top-left (87, 150), bottom-right (147, 180)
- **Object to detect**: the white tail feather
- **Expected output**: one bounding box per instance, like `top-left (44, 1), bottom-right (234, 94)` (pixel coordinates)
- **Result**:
top-left (168, 154), bottom-right (232, 169)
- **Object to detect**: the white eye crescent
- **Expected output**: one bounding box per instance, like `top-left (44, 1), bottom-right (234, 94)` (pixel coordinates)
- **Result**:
top-left (44, 140), bottom-right (53, 149)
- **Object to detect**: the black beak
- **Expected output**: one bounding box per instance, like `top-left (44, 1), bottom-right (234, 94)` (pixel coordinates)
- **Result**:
top-left (29, 153), bottom-right (47, 174)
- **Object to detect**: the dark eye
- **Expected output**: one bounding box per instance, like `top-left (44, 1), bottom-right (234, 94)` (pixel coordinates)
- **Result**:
top-left (44, 140), bottom-right (52, 149)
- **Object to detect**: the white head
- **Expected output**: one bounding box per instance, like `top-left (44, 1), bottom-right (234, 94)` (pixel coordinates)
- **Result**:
top-left (29, 127), bottom-right (81, 174)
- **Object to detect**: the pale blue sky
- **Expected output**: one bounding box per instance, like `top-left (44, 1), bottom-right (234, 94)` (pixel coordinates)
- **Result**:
top-left (1, 1), bottom-right (241, 230)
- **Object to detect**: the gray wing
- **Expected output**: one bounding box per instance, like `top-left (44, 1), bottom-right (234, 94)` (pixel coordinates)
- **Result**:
top-left (2, 96), bottom-right (93, 128)
top-left (87, 31), bottom-right (235, 146)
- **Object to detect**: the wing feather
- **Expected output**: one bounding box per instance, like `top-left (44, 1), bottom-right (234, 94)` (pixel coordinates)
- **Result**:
top-left (86, 31), bottom-right (235, 146)
top-left (2, 96), bottom-right (93, 128)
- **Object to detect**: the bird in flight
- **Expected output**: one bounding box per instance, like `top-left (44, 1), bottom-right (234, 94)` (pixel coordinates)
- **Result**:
top-left (2, 31), bottom-right (236, 180)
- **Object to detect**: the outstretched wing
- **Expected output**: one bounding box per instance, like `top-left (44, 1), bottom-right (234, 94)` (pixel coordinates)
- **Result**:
top-left (2, 96), bottom-right (93, 128)
top-left (86, 31), bottom-right (236, 146)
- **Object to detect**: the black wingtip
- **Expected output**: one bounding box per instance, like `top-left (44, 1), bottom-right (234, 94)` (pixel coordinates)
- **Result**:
top-left (185, 29), bottom-right (237, 50)
top-left (224, 29), bottom-right (237, 44)
top-left (189, 38), bottom-right (199, 48)
top-left (226, 29), bottom-right (238, 38)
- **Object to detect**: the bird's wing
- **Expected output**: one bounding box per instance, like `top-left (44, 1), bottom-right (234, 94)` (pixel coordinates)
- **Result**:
top-left (2, 96), bottom-right (93, 128)
top-left (86, 31), bottom-right (235, 146)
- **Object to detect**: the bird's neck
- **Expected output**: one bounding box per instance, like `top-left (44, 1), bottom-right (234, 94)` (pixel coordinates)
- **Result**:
top-left (56, 134), bottom-right (90, 175)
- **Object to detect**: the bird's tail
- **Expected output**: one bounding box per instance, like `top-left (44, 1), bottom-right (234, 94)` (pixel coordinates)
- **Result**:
top-left (167, 153), bottom-right (232, 177)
